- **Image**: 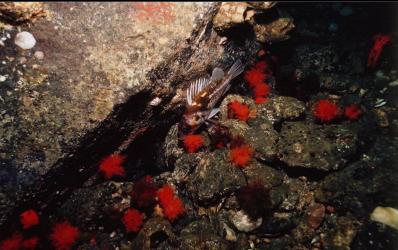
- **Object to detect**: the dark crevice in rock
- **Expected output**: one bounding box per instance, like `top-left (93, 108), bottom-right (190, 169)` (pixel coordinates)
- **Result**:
top-left (221, 23), bottom-right (256, 46)
top-left (265, 158), bottom-right (330, 182)
top-left (150, 231), bottom-right (170, 248)
top-left (252, 8), bottom-right (280, 25)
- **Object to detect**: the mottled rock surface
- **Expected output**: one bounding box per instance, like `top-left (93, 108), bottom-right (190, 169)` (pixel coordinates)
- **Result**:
top-left (58, 181), bottom-right (132, 231)
top-left (277, 121), bottom-right (358, 171)
top-left (132, 217), bottom-right (176, 249)
top-left (179, 220), bottom-right (233, 250)
top-left (252, 9), bottom-right (295, 43)
top-left (316, 136), bottom-right (398, 218)
top-left (0, 2), bottom-right (47, 24)
top-left (242, 160), bottom-right (284, 187)
top-left (254, 96), bottom-right (306, 124)
top-left (186, 150), bottom-right (246, 203)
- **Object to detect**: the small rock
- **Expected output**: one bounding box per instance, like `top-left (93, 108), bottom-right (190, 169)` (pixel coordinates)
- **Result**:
top-left (359, 88), bottom-right (367, 96)
top-left (14, 31), bottom-right (36, 49)
top-left (253, 9), bottom-right (295, 43)
top-left (254, 96), bottom-right (306, 125)
top-left (0, 75), bottom-right (7, 82)
top-left (277, 121), bottom-right (358, 171)
top-left (172, 153), bottom-right (203, 184)
top-left (322, 216), bottom-right (360, 250)
top-left (19, 57), bottom-right (27, 64)
top-left (132, 217), bottom-right (175, 249)
top-left (34, 51), bottom-right (44, 60)
top-left (230, 210), bottom-right (263, 232)
top-left (242, 160), bottom-right (284, 187)
top-left (243, 122), bottom-right (279, 161)
top-left (374, 109), bottom-right (389, 128)
top-left (213, 2), bottom-right (248, 31)
top-left (306, 203), bottom-right (325, 229)
top-left (258, 212), bottom-right (298, 235)
top-left (186, 150), bottom-right (246, 203)
top-left (222, 223), bottom-right (237, 241)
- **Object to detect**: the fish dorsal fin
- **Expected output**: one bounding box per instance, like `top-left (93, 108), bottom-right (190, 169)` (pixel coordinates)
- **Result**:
top-left (186, 77), bottom-right (211, 106)
top-left (211, 67), bottom-right (224, 82)
top-left (208, 60), bottom-right (244, 109)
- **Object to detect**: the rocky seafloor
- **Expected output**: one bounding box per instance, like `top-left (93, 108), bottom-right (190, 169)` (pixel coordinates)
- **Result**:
top-left (1, 2), bottom-right (398, 250)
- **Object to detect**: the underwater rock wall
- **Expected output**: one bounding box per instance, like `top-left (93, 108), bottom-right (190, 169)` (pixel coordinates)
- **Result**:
top-left (0, 2), bottom-right (217, 227)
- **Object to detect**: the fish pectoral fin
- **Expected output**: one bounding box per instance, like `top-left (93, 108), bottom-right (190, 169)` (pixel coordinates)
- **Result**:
top-left (207, 108), bottom-right (220, 119)
top-left (186, 76), bottom-right (211, 105)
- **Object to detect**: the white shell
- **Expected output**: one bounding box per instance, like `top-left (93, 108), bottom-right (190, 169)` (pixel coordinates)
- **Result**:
top-left (15, 31), bottom-right (36, 50)
top-left (374, 98), bottom-right (387, 108)
top-left (230, 210), bottom-right (262, 232)
top-left (370, 206), bottom-right (398, 230)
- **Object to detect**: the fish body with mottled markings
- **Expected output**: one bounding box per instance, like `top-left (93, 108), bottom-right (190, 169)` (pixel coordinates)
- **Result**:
top-left (179, 60), bottom-right (244, 136)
